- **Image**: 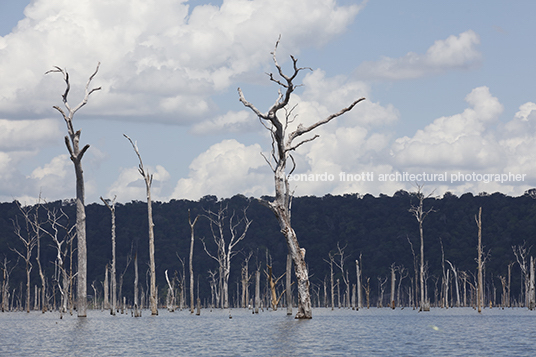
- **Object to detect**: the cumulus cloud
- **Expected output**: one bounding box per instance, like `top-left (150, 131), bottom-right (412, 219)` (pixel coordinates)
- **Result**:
top-left (0, 118), bottom-right (62, 150)
top-left (171, 139), bottom-right (271, 200)
top-left (354, 30), bottom-right (481, 80)
top-left (391, 86), bottom-right (503, 169)
top-left (190, 110), bottom-right (258, 135)
top-left (0, 0), bottom-right (363, 122)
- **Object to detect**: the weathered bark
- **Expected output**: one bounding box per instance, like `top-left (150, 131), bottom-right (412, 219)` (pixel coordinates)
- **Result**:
top-left (100, 196), bottom-right (117, 315)
top-left (47, 64), bottom-right (100, 317)
top-left (124, 134), bottom-right (158, 315)
top-left (476, 207), bottom-right (483, 313)
top-left (188, 210), bottom-right (199, 313)
top-left (238, 38), bottom-right (364, 318)
top-left (286, 253), bottom-right (292, 315)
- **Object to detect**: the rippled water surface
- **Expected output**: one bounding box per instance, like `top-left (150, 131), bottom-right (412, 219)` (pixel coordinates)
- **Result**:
top-left (1, 307), bottom-right (535, 356)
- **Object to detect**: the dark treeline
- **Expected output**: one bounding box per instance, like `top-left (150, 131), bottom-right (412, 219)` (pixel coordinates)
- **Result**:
top-left (1, 189), bottom-right (536, 312)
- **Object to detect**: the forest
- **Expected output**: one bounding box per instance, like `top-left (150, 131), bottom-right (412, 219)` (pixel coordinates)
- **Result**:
top-left (1, 188), bottom-right (536, 314)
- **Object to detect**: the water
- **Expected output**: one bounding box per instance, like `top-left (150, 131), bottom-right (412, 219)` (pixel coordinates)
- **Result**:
top-left (0, 307), bottom-right (534, 356)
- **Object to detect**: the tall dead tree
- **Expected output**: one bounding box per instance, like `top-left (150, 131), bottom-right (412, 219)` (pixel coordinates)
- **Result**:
top-left (409, 184), bottom-right (434, 311)
top-left (47, 64), bottom-right (100, 317)
top-left (100, 196), bottom-right (117, 315)
top-left (202, 205), bottom-right (251, 309)
top-left (356, 256), bottom-right (363, 309)
top-left (188, 210), bottom-right (199, 313)
top-left (124, 134), bottom-right (158, 315)
top-left (475, 207), bottom-right (483, 313)
top-left (238, 38), bottom-right (364, 318)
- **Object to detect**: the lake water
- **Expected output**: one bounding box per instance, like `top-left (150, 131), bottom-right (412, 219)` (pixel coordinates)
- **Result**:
top-left (0, 307), bottom-right (534, 356)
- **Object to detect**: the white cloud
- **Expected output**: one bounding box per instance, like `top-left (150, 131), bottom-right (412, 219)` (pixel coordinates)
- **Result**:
top-left (171, 139), bottom-right (271, 200)
top-left (0, 0), bottom-right (363, 122)
top-left (0, 118), bottom-right (62, 150)
top-left (391, 86), bottom-right (503, 169)
top-left (354, 30), bottom-right (481, 80)
top-left (190, 110), bottom-right (258, 135)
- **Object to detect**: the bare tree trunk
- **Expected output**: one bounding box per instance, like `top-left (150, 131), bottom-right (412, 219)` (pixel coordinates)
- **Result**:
top-left (124, 135), bottom-right (158, 316)
top-left (134, 252), bottom-right (140, 317)
top-left (255, 269), bottom-right (260, 313)
top-left (47, 64), bottom-right (101, 317)
top-left (476, 207), bottom-right (483, 313)
top-left (356, 258), bottom-right (362, 309)
top-left (529, 256), bottom-right (535, 310)
top-left (238, 38), bottom-right (363, 318)
top-left (101, 196), bottom-right (117, 315)
top-left (409, 185), bottom-right (434, 311)
top-left (286, 253), bottom-right (292, 315)
top-left (104, 265), bottom-right (109, 310)
top-left (188, 210), bottom-right (199, 314)
top-left (390, 263), bottom-right (396, 309)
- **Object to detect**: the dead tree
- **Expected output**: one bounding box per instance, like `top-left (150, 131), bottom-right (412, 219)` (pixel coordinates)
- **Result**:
top-left (202, 205), bottom-right (251, 309)
top-left (41, 207), bottom-right (75, 316)
top-left (47, 64), bottom-right (101, 317)
top-left (188, 210), bottom-right (199, 313)
top-left (324, 252), bottom-right (335, 310)
top-left (446, 260), bottom-right (460, 307)
top-left (241, 251), bottom-right (253, 308)
top-left (265, 265), bottom-right (291, 311)
top-left (165, 270), bottom-right (175, 312)
top-left (475, 207), bottom-right (483, 313)
top-left (133, 252), bottom-right (141, 317)
top-left (238, 38), bottom-right (364, 318)
top-left (1, 256), bottom-right (18, 312)
top-left (512, 242), bottom-right (531, 307)
top-left (356, 257), bottom-right (363, 309)
top-left (390, 263), bottom-right (397, 309)
top-left (124, 134), bottom-right (158, 315)
top-left (409, 184), bottom-right (435, 311)
top-left (11, 205), bottom-right (38, 312)
top-left (333, 243), bottom-right (351, 308)
top-left (100, 196), bottom-right (117, 315)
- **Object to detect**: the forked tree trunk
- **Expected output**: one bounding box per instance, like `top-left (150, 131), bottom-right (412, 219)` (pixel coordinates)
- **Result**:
top-left (47, 63), bottom-right (101, 317)
top-left (238, 38), bottom-right (364, 318)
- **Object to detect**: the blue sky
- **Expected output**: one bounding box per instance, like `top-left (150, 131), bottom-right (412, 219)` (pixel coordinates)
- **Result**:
top-left (0, 0), bottom-right (535, 204)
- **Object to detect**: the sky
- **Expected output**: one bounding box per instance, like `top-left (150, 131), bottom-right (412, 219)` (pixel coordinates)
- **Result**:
top-left (0, 0), bottom-right (535, 204)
